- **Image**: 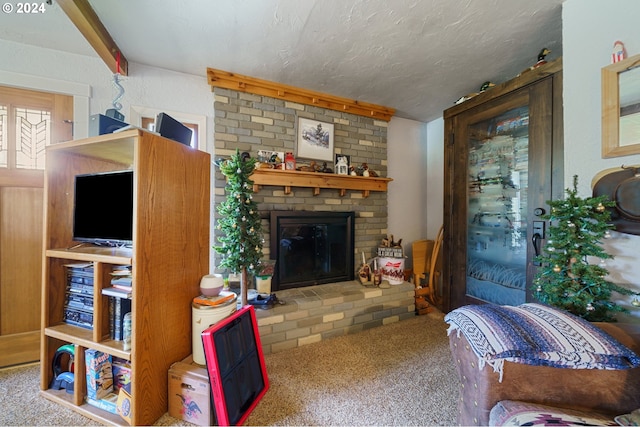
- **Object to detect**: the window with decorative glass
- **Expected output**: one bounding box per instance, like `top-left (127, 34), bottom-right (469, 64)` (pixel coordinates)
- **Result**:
top-left (0, 86), bottom-right (72, 173)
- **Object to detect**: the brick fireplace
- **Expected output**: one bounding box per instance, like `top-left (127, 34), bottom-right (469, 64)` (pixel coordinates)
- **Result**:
top-left (270, 210), bottom-right (355, 290)
top-left (210, 85), bottom-right (415, 355)
top-left (212, 87), bottom-right (390, 282)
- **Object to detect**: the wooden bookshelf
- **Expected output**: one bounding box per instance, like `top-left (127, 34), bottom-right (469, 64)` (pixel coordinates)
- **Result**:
top-left (40, 130), bottom-right (210, 425)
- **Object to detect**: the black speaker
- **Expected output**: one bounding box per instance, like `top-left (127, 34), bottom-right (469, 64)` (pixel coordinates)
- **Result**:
top-left (88, 114), bottom-right (128, 136)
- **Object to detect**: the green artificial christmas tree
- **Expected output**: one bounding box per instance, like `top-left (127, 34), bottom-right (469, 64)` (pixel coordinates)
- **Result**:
top-left (534, 175), bottom-right (638, 322)
top-left (214, 150), bottom-right (264, 306)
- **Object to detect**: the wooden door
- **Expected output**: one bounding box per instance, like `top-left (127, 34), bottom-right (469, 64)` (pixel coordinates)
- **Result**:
top-left (443, 65), bottom-right (563, 312)
top-left (0, 86), bottom-right (72, 367)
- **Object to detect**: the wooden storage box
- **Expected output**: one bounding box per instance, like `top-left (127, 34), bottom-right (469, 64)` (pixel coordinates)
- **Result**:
top-left (168, 355), bottom-right (213, 426)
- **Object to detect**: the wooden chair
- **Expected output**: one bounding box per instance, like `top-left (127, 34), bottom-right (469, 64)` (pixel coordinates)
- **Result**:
top-left (412, 225), bottom-right (444, 314)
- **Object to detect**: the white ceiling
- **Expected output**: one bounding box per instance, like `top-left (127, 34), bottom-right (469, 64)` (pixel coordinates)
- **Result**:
top-left (0, 0), bottom-right (565, 123)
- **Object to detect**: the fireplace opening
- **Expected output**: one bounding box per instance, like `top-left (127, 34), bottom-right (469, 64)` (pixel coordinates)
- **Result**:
top-left (270, 211), bottom-right (355, 291)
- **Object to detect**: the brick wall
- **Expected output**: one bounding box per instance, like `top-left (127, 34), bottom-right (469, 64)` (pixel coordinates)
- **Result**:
top-left (212, 87), bottom-right (389, 273)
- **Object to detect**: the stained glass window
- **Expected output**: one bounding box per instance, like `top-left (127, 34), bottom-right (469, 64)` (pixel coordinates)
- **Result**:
top-left (15, 108), bottom-right (51, 170)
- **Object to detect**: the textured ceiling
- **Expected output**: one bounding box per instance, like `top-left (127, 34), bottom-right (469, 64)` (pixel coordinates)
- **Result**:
top-left (0, 0), bottom-right (564, 123)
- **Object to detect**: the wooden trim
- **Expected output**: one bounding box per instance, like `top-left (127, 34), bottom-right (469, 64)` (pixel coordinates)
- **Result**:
top-left (207, 68), bottom-right (395, 121)
top-left (0, 169), bottom-right (43, 187)
top-left (250, 168), bottom-right (391, 198)
top-left (0, 331), bottom-right (40, 367)
top-left (602, 54), bottom-right (640, 158)
top-left (57, 0), bottom-right (129, 76)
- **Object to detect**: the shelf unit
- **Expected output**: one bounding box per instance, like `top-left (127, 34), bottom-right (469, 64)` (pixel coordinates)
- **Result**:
top-left (40, 129), bottom-right (210, 426)
top-left (251, 168), bottom-right (392, 197)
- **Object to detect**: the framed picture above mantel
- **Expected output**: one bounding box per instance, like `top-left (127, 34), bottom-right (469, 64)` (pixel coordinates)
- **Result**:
top-left (296, 117), bottom-right (334, 162)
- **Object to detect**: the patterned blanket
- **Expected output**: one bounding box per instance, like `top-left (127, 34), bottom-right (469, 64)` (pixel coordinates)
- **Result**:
top-left (445, 303), bottom-right (640, 382)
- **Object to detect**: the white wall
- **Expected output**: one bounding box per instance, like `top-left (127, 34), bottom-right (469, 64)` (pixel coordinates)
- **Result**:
top-left (387, 116), bottom-right (444, 270)
top-left (563, 0), bottom-right (640, 320)
top-left (0, 38), bottom-right (218, 270)
top-left (0, 39), bottom-right (215, 150)
top-left (426, 118), bottom-right (444, 235)
top-left (388, 117), bottom-right (429, 269)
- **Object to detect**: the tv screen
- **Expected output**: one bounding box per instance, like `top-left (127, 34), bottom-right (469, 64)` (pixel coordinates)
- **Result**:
top-left (73, 170), bottom-right (134, 246)
top-left (155, 112), bottom-right (193, 146)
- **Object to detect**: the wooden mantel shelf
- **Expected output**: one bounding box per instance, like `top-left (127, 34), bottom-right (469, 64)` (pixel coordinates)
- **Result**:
top-left (251, 168), bottom-right (392, 198)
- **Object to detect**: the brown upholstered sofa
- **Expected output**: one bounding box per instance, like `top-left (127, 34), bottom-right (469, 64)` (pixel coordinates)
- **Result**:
top-left (448, 321), bottom-right (640, 426)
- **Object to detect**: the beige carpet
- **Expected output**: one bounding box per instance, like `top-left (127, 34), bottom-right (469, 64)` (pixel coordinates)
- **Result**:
top-left (0, 312), bottom-right (459, 426)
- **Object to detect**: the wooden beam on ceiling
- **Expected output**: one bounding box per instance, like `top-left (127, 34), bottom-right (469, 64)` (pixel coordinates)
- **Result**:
top-left (56, 0), bottom-right (128, 75)
top-left (207, 68), bottom-right (395, 121)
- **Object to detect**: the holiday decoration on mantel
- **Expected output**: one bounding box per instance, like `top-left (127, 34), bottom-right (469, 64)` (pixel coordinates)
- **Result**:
top-left (534, 175), bottom-right (639, 322)
top-left (214, 150), bottom-right (264, 306)
top-left (612, 40), bottom-right (627, 63)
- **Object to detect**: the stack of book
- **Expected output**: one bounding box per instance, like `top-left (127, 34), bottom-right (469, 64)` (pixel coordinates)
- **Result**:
top-left (64, 263), bottom-right (94, 329)
top-left (102, 266), bottom-right (132, 341)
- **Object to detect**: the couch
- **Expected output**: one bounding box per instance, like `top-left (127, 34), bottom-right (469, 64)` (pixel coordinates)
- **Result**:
top-left (446, 303), bottom-right (640, 426)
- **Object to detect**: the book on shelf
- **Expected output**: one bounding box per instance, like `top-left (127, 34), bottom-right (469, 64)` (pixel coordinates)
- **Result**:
top-left (111, 277), bottom-right (132, 287)
top-left (65, 292), bottom-right (94, 311)
top-left (66, 282), bottom-right (93, 295)
top-left (63, 306), bottom-right (93, 329)
top-left (68, 274), bottom-right (94, 285)
top-left (102, 286), bottom-right (132, 299)
top-left (85, 393), bottom-right (118, 415)
top-left (107, 296), bottom-right (131, 341)
top-left (110, 266), bottom-right (132, 278)
top-left (110, 265), bottom-right (133, 291)
top-left (85, 348), bottom-right (113, 400)
top-left (64, 263), bottom-right (95, 329)
top-left (66, 263), bottom-right (94, 278)
top-left (65, 262), bottom-right (93, 270)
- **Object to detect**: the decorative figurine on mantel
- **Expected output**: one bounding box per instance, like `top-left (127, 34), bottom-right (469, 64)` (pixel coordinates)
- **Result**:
top-left (612, 40), bottom-right (627, 63)
top-left (318, 162), bottom-right (333, 173)
top-left (349, 163), bottom-right (380, 177)
top-left (296, 161), bottom-right (317, 172)
top-left (361, 163), bottom-right (378, 177)
top-left (335, 156), bottom-right (349, 175)
top-left (454, 81), bottom-right (496, 105)
top-left (519, 47), bottom-right (550, 75)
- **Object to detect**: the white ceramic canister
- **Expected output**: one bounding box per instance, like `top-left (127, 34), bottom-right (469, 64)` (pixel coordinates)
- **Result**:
top-left (191, 293), bottom-right (237, 365)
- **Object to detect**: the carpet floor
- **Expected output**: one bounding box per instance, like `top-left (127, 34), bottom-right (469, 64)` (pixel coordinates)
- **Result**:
top-left (0, 311), bottom-right (459, 426)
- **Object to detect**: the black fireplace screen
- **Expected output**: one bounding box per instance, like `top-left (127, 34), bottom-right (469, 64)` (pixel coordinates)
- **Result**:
top-left (270, 211), bottom-right (355, 291)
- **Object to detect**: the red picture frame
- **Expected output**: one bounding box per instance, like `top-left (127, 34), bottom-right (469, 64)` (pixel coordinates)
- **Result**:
top-left (201, 305), bottom-right (269, 426)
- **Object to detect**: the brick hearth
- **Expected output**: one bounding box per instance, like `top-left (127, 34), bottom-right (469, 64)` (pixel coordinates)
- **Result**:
top-left (254, 280), bottom-right (415, 355)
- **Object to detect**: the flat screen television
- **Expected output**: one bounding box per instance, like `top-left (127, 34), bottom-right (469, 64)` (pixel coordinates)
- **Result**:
top-left (155, 112), bottom-right (193, 146)
top-left (72, 170), bottom-right (134, 246)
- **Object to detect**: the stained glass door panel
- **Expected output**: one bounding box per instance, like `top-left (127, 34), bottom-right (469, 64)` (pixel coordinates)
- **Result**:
top-left (466, 106), bottom-right (529, 305)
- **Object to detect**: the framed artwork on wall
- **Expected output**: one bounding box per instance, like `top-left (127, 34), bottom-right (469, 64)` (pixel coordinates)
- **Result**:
top-left (296, 117), bottom-right (334, 162)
